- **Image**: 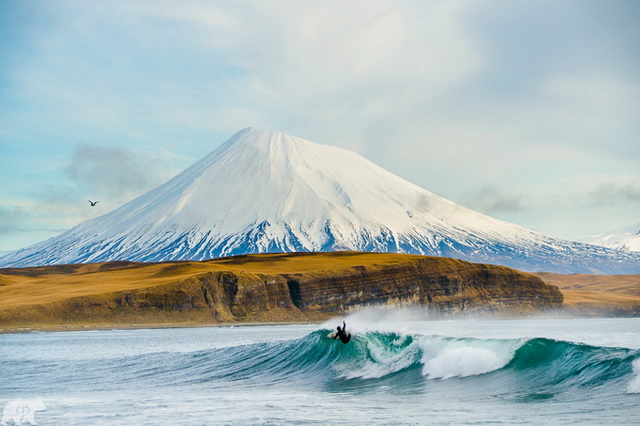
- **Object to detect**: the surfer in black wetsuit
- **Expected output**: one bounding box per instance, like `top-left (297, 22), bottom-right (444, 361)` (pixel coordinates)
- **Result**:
top-left (333, 321), bottom-right (351, 344)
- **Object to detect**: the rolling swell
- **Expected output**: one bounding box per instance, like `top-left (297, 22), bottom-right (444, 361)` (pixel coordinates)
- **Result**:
top-left (137, 330), bottom-right (640, 395)
top-left (8, 330), bottom-right (638, 397)
top-left (507, 337), bottom-right (638, 390)
top-left (210, 330), bottom-right (639, 395)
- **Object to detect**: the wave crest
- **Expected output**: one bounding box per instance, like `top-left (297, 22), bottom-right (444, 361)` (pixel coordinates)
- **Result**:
top-left (84, 329), bottom-right (639, 396)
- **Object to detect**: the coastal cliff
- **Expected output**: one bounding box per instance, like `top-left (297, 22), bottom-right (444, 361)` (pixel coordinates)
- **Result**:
top-left (0, 252), bottom-right (563, 329)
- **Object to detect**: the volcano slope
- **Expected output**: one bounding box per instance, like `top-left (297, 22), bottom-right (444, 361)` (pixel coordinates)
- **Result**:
top-left (0, 252), bottom-right (562, 331)
top-left (3, 128), bottom-right (638, 274)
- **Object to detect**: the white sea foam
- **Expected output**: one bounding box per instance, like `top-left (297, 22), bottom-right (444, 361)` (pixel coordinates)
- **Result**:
top-left (627, 358), bottom-right (640, 394)
top-left (422, 346), bottom-right (507, 379)
top-left (419, 336), bottom-right (518, 380)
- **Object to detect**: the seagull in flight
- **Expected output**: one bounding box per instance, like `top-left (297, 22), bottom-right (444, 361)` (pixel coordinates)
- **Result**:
top-left (88, 200), bottom-right (100, 206)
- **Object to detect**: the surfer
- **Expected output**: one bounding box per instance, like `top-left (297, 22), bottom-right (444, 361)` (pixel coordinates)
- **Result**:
top-left (332, 321), bottom-right (351, 344)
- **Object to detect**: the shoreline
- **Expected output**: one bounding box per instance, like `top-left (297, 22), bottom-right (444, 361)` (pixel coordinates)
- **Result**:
top-left (0, 320), bottom-right (324, 335)
top-left (2, 308), bottom-right (636, 335)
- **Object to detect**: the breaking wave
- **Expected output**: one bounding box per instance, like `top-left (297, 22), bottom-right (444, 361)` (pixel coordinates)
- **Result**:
top-left (8, 329), bottom-right (639, 398)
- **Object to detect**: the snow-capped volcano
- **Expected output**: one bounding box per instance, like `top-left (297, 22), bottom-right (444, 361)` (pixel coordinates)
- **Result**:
top-left (583, 223), bottom-right (640, 252)
top-left (2, 128), bottom-right (639, 273)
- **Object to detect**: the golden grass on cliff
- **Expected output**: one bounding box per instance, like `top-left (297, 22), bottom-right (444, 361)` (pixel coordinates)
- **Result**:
top-left (534, 272), bottom-right (640, 313)
top-left (0, 252), bottom-right (432, 311)
top-left (4, 253), bottom-right (637, 320)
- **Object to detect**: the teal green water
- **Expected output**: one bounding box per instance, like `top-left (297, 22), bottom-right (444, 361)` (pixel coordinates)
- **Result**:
top-left (1, 317), bottom-right (639, 424)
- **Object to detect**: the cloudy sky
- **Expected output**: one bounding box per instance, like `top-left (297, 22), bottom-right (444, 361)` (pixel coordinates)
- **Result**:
top-left (1, 0), bottom-right (639, 252)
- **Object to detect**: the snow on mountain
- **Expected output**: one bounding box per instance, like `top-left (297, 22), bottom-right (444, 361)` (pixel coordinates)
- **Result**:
top-left (2, 128), bottom-right (639, 273)
top-left (583, 223), bottom-right (640, 252)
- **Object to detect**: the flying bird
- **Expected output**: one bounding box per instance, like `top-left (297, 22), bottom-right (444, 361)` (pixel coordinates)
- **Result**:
top-left (88, 200), bottom-right (100, 206)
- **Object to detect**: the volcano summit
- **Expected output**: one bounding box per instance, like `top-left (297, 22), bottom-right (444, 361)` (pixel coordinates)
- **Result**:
top-left (2, 128), bottom-right (639, 273)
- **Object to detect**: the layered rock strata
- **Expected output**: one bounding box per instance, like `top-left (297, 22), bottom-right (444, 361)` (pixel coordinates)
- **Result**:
top-left (0, 252), bottom-right (563, 328)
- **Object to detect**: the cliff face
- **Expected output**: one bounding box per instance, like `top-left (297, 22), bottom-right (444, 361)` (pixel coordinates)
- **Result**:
top-left (281, 259), bottom-right (562, 315)
top-left (0, 253), bottom-right (563, 328)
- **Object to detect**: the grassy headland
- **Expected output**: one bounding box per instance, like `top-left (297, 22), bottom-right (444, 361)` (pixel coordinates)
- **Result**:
top-left (0, 252), bottom-right (564, 332)
top-left (534, 272), bottom-right (640, 316)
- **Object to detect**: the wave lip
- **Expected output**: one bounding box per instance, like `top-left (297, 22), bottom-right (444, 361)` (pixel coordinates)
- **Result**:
top-left (333, 332), bottom-right (421, 380)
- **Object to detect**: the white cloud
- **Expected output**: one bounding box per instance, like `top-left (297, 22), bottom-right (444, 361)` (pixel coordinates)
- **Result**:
top-left (66, 143), bottom-right (175, 202)
top-left (1, 0), bottom-right (639, 249)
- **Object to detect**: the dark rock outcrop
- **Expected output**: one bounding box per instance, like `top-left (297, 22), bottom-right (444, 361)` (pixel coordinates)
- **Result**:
top-left (0, 253), bottom-right (563, 328)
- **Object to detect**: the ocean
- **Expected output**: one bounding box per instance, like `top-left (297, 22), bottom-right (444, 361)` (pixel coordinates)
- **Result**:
top-left (2, 314), bottom-right (639, 425)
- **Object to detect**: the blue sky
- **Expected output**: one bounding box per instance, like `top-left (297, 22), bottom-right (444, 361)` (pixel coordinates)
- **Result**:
top-left (1, 0), bottom-right (639, 252)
